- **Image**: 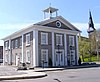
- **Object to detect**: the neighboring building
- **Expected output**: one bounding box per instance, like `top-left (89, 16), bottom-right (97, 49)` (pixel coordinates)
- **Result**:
top-left (87, 11), bottom-right (100, 55)
top-left (2, 7), bottom-right (81, 68)
top-left (89, 30), bottom-right (100, 55)
top-left (96, 30), bottom-right (100, 55)
top-left (0, 46), bottom-right (3, 63)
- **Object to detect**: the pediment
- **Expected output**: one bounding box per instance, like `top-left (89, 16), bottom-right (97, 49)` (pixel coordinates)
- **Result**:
top-left (43, 20), bottom-right (72, 30)
top-left (35, 16), bottom-right (81, 32)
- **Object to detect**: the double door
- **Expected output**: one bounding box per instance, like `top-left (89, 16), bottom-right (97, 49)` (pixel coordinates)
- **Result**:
top-left (55, 50), bottom-right (64, 66)
top-left (41, 49), bottom-right (48, 67)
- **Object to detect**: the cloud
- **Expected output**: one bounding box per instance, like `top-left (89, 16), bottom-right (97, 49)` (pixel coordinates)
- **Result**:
top-left (72, 23), bottom-right (88, 30)
top-left (0, 23), bottom-right (33, 30)
top-left (0, 22), bottom-right (100, 46)
top-left (0, 23), bottom-right (33, 38)
top-left (0, 40), bottom-right (3, 46)
top-left (73, 23), bottom-right (100, 37)
top-left (0, 23), bottom-right (33, 46)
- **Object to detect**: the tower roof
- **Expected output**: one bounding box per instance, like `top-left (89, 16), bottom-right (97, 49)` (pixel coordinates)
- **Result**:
top-left (43, 7), bottom-right (58, 13)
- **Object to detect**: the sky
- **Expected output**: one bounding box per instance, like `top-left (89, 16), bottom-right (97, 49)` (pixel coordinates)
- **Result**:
top-left (0, 0), bottom-right (100, 46)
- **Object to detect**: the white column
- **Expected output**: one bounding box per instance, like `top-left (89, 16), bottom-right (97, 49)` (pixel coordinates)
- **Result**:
top-left (76, 35), bottom-right (79, 65)
top-left (3, 41), bottom-right (5, 65)
top-left (9, 39), bottom-right (11, 64)
top-left (52, 32), bottom-right (55, 66)
top-left (64, 33), bottom-right (67, 66)
top-left (33, 29), bottom-right (38, 67)
top-left (22, 34), bottom-right (24, 63)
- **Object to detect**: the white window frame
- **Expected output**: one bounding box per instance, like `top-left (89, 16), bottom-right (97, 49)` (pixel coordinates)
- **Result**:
top-left (19, 37), bottom-right (22, 48)
top-left (5, 41), bottom-right (8, 50)
top-left (41, 49), bottom-right (48, 62)
top-left (69, 36), bottom-right (75, 46)
top-left (15, 39), bottom-right (18, 48)
top-left (26, 34), bottom-right (30, 46)
top-left (41, 32), bottom-right (48, 45)
top-left (56, 34), bottom-right (63, 46)
top-left (26, 50), bottom-right (31, 63)
top-left (11, 40), bottom-right (14, 49)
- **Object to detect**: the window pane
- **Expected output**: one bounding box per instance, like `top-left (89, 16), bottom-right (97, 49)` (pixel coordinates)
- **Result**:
top-left (20, 53), bottom-right (22, 62)
top-left (26, 50), bottom-right (30, 63)
top-left (56, 34), bottom-right (62, 45)
top-left (69, 36), bottom-right (74, 46)
top-left (15, 39), bottom-right (18, 48)
top-left (26, 34), bottom-right (30, 46)
top-left (41, 49), bottom-right (48, 62)
top-left (20, 38), bottom-right (22, 47)
top-left (41, 33), bottom-right (48, 44)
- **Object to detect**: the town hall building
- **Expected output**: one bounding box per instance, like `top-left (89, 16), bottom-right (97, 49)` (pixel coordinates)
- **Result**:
top-left (2, 7), bottom-right (81, 68)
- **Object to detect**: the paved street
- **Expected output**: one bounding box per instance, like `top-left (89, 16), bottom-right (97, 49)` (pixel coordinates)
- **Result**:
top-left (1, 67), bottom-right (100, 82)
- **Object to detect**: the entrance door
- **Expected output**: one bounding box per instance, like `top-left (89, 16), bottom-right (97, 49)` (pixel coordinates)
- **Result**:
top-left (55, 50), bottom-right (64, 66)
top-left (16, 54), bottom-right (19, 66)
top-left (41, 49), bottom-right (48, 67)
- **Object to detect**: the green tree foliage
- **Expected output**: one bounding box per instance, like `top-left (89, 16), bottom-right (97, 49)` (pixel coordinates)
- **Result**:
top-left (78, 37), bottom-right (90, 62)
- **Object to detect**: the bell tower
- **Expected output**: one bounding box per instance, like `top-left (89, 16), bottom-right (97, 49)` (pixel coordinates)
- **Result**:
top-left (43, 6), bottom-right (58, 19)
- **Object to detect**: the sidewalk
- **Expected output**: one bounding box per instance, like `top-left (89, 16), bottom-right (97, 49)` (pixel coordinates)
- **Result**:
top-left (0, 64), bottom-right (100, 80)
top-left (0, 66), bottom-right (47, 80)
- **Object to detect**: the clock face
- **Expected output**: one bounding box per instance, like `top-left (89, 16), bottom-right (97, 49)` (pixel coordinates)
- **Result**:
top-left (56, 21), bottom-right (61, 28)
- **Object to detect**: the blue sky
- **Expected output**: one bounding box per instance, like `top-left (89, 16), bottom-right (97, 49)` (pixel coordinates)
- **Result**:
top-left (0, 0), bottom-right (100, 45)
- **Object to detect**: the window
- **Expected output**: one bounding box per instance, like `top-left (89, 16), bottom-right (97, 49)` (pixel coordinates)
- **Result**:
top-left (56, 34), bottom-right (63, 46)
top-left (12, 54), bottom-right (14, 63)
top-left (41, 32), bottom-right (48, 45)
top-left (5, 54), bottom-right (8, 62)
top-left (5, 41), bottom-right (9, 50)
top-left (15, 39), bottom-right (18, 48)
top-left (26, 34), bottom-right (30, 46)
top-left (61, 54), bottom-right (63, 61)
top-left (26, 50), bottom-right (31, 63)
top-left (11, 40), bottom-right (14, 49)
top-left (41, 49), bottom-right (48, 62)
top-left (69, 36), bottom-right (74, 46)
top-left (19, 53), bottom-right (22, 63)
top-left (19, 37), bottom-right (22, 47)
top-left (56, 21), bottom-right (61, 28)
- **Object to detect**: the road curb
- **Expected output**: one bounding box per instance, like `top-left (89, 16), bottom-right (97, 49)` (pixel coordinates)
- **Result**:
top-left (35, 64), bottom-right (100, 72)
top-left (0, 72), bottom-right (47, 80)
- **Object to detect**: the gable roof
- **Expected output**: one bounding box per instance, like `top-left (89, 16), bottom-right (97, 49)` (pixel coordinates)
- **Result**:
top-left (2, 16), bottom-right (81, 40)
top-left (35, 16), bottom-right (81, 32)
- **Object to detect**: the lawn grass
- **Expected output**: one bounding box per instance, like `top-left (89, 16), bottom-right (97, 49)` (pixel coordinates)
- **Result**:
top-left (80, 55), bottom-right (100, 62)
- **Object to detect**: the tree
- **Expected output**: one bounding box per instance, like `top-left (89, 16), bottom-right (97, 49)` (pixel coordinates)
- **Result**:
top-left (78, 36), bottom-right (90, 62)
